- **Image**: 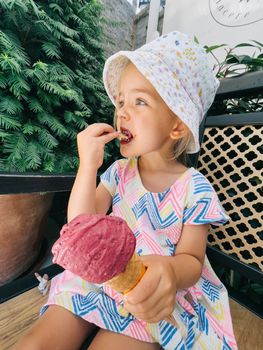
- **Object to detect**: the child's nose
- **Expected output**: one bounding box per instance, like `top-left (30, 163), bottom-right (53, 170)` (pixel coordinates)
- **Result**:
top-left (116, 106), bottom-right (131, 121)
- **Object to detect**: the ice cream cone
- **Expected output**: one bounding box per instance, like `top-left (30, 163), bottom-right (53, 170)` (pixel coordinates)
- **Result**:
top-left (107, 253), bottom-right (146, 294)
top-left (108, 253), bottom-right (177, 327)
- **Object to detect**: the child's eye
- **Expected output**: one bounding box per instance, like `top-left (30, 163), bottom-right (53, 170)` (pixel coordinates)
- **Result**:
top-left (118, 100), bottom-right (124, 108)
top-left (136, 98), bottom-right (147, 106)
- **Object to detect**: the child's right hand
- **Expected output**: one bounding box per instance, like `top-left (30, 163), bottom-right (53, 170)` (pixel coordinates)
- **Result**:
top-left (77, 123), bottom-right (120, 169)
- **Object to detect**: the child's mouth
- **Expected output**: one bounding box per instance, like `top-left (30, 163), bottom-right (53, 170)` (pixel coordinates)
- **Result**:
top-left (119, 127), bottom-right (133, 144)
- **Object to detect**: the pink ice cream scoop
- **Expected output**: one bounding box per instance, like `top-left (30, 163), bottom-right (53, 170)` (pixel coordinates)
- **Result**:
top-left (52, 213), bottom-right (136, 283)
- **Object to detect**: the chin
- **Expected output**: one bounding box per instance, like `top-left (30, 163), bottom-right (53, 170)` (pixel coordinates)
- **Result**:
top-left (120, 147), bottom-right (138, 158)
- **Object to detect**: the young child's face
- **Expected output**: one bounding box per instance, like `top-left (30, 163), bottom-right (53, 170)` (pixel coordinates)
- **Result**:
top-left (116, 63), bottom-right (180, 159)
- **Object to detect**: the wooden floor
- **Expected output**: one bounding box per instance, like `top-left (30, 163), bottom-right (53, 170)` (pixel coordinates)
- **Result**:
top-left (0, 287), bottom-right (262, 350)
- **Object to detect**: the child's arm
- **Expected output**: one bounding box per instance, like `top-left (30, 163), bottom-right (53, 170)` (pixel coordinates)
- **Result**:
top-left (124, 224), bottom-right (209, 323)
top-left (170, 223), bottom-right (209, 289)
top-left (67, 123), bottom-right (119, 222)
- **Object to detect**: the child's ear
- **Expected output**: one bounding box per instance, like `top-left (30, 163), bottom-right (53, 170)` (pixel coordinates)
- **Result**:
top-left (170, 119), bottom-right (188, 140)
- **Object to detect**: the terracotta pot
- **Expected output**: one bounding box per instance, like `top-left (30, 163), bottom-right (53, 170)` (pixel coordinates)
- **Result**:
top-left (0, 192), bottom-right (53, 286)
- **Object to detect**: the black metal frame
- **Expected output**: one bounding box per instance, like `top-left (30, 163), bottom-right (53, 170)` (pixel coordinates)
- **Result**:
top-left (206, 247), bottom-right (263, 318)
top-left (0, 174), bottom-right (75, 195)
top-left (1, 72), bottom-right (263, 317)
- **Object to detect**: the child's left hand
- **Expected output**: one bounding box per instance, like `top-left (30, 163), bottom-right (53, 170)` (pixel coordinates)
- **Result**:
top-left (123, 255), bottom-right (177, 323)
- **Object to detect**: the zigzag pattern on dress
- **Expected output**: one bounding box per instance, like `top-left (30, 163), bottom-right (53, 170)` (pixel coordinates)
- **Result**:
top-left (136, 228), bottom-right (165, 255)
top-left (185, 318), bottom-right (196, 349)
top-left (196, 304), bottom-right (209, 335)
top-left (72, 292), bottom-right (133, 332)
top-left (113, 192), bottom-right (121, 205)
top-left (192, 173), bottom-right (214, 195)
top-left (183, 197), bottom-right (212, 224)
top-left (100, 162), bottom-right (119, 196)
top-left (165, 238), bottom-right (176, 255)
top-left (201, 279), bottom-right (220, 302)
top-left (132, 192), bottom-right (179, 230)
top-left (183, 197), bottom-right (227, 225)
top-left (222, 336), bottom-right (233, 350)
top-left (158, 320), bottom-right (181, 349)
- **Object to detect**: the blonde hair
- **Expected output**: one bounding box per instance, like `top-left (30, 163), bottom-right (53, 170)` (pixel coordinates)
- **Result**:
top-left (171, 132), bottom-right (194, 166)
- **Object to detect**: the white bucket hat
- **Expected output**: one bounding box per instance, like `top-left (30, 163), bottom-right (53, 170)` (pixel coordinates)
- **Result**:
top-left (103, 31), bottom-right (219, 153)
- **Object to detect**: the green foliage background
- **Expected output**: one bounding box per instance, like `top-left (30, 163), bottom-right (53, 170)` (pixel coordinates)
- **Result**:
top-left (205, 41), bottom-right (263, 116)
top-left (0, 0), bottom-right (116, 173)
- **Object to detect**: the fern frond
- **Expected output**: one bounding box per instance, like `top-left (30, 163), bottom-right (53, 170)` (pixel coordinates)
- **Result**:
top-left (36, 88), bottom-right (59, 106)
top-left (64, 111), bottom-right (88, 128)
top-left (0, 113), bottom-right (21, 129)
top-left (62, 37), bottom-right (88, 57)
top-left (0, 0), bottom-right (28, 12)
top-left (55, 153), bottom-right (79, 172)
top-left (28, 98), bottom-right (44, 113)
top-left (38, 128), bottom-right (59, 149)
top-left (3, 132), bottom-right (28, 159)
top-left (28, 0), bottom-right (42, 17)
top-left (68, 13), bottom-right (84, 26)
top-left (23, 141), bottom-right (42, 170)
top-left (0, 53), bottom-right (21, 73)
top-left (0, 95), bottom-right (23, 114)
top-left (31, 61), bottom-right (48, 81)
top-left (0, 30), bottom-right (30, 66)
top-left (8, 75), bottom-right (31, 98)
top-left (42, 154), bottom-right (56, 172)
top-left (42, 42), bottom-right (61, 59)
top-left (48, 3), bottom-right (64, 16)
top-left (73, 99), bottom-right (90, 112)
top-left (22, 122), bottom-right (42, 135)
top-left (0, 73), bottom-right (8, 88)
top-left (35, 19), bottom-right (53, 33)
top-left (0, 29), bottom-right (14, 50)
top-left (38, 80), bottom-right (77, 102)
top-left (49, 63), bottom-right (75, 83)
top-left (37, 112), bottom-right (68, 136)
top-left (0, 128), bottom-right (9, 138)
top-left (38, 12), bottom-right (78, 38)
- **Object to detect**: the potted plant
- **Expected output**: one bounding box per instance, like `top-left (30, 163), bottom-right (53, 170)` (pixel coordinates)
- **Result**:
top-left (0, 0), bottom-right (116, 284)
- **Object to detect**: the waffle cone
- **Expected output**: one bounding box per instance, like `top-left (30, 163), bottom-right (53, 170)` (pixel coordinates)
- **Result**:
top-left (107, 253), bottom-right (146, 294)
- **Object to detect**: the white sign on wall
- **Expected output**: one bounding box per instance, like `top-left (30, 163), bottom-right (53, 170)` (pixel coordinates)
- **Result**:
top-left (163, 0), bottom-right (263, 57)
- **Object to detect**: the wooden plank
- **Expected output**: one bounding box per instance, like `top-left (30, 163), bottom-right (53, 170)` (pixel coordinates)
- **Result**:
top-left (0, 287), bottom-right (48, 350)
top-left (229, 299), bottom-right (263, 350)
top-left (0, 288), bottom-right (262, 349)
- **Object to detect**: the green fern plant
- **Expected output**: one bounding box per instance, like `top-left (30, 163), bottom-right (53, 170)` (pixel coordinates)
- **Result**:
top-left (0, 0), bottom-right (115, 172)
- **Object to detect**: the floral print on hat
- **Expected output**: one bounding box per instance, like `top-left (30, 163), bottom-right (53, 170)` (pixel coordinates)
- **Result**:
top-left (103, 31), bottom-right (219, 153)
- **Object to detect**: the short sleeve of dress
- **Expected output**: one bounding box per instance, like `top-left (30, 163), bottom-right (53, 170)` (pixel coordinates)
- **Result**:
top-left (100, 160), bottom-right (119, 197)
top-left (183, 171), bottom-right (229, 226)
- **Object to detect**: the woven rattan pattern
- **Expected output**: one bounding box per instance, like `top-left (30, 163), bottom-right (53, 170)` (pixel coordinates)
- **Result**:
top-left (197, 125), bottom-right (262, 271)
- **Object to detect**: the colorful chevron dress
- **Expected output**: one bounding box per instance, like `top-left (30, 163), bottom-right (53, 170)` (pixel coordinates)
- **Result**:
top-left (41, 157), bottom-right (237, 349)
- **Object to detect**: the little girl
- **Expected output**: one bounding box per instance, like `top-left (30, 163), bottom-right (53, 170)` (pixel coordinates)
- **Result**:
top-left (14, 31), bottom-right (237, 350)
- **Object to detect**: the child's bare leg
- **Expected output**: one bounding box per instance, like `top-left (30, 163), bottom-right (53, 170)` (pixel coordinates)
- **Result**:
top-left (88, 328), bottom-right (161, 350)
top-left (12, 305), bottom-right (97, 350)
